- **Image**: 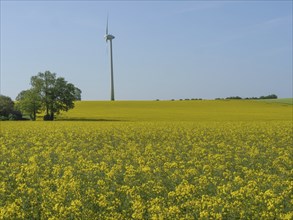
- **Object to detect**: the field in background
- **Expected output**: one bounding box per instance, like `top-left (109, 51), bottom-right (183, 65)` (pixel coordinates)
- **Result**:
top-left (1, 100), bottom-right (292, 219)
top-left (258, 98), bottom-right (293, 105)
top-left (58, 99), bottom-right (292, 122)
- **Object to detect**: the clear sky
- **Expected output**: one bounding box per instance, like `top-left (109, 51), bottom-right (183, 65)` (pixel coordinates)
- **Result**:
top-left (1, 0), bottom-right (292, 100)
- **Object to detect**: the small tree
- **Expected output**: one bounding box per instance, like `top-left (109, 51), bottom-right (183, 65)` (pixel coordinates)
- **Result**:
top-left (0, 95), bottom-right (22, 120)
top-left (16, 89), bottom-right (42, 120)
top-left (0, 95), bottom-right (14, 118)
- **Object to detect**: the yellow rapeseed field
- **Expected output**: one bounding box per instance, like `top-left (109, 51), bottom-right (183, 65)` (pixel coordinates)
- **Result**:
top-left (58, 100), bottom-right (292, 121)
top-left (1, 100), bottom-right (292, 219)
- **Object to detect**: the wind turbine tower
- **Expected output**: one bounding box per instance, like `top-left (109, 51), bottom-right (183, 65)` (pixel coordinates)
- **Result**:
top-left (104, 17), bottom-right (115, 101)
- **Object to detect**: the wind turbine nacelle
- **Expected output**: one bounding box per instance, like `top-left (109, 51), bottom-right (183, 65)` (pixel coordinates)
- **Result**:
top-left (105, 34), bottom-right (115, 41)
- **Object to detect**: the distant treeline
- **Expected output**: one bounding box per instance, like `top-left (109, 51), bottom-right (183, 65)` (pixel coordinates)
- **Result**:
top-left (155, 94), bottom-right (278, 101)
top-left (215, 94), bottom-right (278, 100)
top-left (173, 98), bottom-right (203, 101)
top-left (156, 98), bottom-right (203, 101)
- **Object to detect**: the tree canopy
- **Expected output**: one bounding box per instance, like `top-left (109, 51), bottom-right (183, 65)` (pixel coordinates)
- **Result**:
top-left (0, 95), bottom-right (22, 120)
top-left (17, 71), bottom-right (81, 120)
top-left (16, 89), bottom-right (42, 121)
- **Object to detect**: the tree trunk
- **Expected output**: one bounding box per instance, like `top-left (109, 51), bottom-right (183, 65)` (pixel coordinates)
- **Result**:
top-left (50, 112), bottom-right (54, 120)
top-left (33, 109), bottom-right (36, 121)
top-left (33, 101), bottom-right (36, 121)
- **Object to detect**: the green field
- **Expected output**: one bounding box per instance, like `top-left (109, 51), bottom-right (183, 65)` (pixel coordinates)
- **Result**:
top-left (259, 98), bottom-right (293, 105)
top-left (57, 99), bottom-right (292, 122)
top-left (1, 100), bottom-right (292, 219)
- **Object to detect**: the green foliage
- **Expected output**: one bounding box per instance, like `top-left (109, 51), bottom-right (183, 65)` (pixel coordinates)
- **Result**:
top-left (74, 88), bottom-right (82, 101)
top-left (23, 71), bottom-right (81, 120)
top-left (226, 96), bottom-right (242, 100)
top-left (0, 95), bottom-right (14, 118)
top-left (216, 94), bottom-right (278, 100)
top-left (0, 95), bottom-right (22, 120)
top-left (259, 94), bottom-right (278, 99)
top-left (16, 89), bottom-right (42, 121)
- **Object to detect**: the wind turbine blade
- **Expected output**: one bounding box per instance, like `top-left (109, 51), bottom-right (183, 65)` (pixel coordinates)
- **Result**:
top-left (106, 14), bottom-right (109, 35)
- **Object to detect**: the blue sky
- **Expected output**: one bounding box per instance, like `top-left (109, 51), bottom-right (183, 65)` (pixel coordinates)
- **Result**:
top-left (1, 1), bottom-right (292, 100)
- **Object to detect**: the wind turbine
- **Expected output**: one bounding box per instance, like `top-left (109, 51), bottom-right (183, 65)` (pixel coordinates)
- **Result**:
top-left (104, 16), bottom-right (115, 101)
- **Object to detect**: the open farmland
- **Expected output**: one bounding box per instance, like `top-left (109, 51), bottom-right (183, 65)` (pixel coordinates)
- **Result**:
top-left (58, 99), bottom-right (292, 122)
top-left (1, 100), bottom-right (292, 219)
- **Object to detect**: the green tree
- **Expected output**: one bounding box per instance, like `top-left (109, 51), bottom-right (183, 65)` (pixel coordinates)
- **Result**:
top-left (259, 94), bottom-right (278, 99)
top-left (0, 95), bottom-right (14, 118)
top-left (30, 71), bottom-right (81, 120)
top-left (16, 89), bottom-right (42, 120)
top-left (0, 95), bottom-right (22, 120)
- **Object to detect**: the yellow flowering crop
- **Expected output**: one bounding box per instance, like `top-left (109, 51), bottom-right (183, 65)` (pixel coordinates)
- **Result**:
top-left (0, 100), bottom-right (292, 219)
